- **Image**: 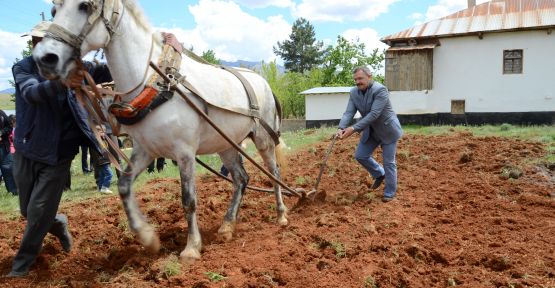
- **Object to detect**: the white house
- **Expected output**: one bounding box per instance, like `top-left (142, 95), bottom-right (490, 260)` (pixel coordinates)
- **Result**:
top-left (381, 0), bottom-right (555, 125)
top-left (301, 87), bottom-right (359, 128)
top-left (303, 0), bottom-right (555, 127)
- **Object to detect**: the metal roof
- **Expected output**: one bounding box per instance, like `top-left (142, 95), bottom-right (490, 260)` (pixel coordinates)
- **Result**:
top-left (301, 87), bottom-right (352, 95)
top-left (382, 0), bottom-right (555, 42)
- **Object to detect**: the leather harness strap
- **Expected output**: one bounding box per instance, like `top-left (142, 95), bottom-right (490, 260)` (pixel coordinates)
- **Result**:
top-left (180, 76), bottom-right (281, 145)
top-left (220, 66), bottom-right (259, 112)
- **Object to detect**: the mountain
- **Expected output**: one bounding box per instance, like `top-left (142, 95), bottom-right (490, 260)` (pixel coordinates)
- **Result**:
top-left (0, 88), bottom-right (15, 94)
top-left (219, 60), bottom-right (285, 73)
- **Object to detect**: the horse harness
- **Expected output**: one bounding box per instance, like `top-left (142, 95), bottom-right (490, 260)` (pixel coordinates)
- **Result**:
top-left (48, 0), bottom-right (123, 57)
top-left (108, 43), bottom-right (282, 145)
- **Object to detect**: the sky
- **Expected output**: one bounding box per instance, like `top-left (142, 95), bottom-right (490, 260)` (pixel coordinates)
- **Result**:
top-left (0, 0), bottom-right (489, 90)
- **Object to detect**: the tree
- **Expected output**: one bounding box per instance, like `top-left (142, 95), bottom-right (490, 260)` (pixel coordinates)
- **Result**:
top-left (260, 61), bottom-right (323, 118)
top-left (321, 36), bottom-right (385, 86)
top-left (273, 18), bottom-right (324, 73)
top-left (201, 49), bottom-right (220, 65)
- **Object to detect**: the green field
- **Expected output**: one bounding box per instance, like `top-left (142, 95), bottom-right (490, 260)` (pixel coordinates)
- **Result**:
top-left (0, 125), bottom-right (553, 218)
top-left (0, 93), bottom-right (15, 110)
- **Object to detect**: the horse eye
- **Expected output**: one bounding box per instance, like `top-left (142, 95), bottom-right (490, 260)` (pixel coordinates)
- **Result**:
top-left (79, 2), bottom-right (92, 13)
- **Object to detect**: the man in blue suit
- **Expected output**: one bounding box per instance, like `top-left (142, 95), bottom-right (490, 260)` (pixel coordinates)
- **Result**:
top-left (336, 66), bottom-right (403, 202)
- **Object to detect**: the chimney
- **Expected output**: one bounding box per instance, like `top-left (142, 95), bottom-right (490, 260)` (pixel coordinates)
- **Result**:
top-left (468, 0), bottom-right (476, 8)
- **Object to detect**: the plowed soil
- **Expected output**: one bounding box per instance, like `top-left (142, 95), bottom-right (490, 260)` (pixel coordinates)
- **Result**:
top-left (1, 132), bottom-right (554, 287)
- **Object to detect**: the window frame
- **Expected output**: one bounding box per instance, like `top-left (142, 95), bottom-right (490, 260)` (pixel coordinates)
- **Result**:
top-left (503, 49), bottom-right (523, 74)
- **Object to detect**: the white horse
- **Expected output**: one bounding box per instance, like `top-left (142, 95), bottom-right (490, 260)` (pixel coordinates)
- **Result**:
top-left (33, 0), bottom-right (288, 261)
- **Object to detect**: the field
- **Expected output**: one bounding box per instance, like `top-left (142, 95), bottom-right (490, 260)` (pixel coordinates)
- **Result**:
top-left (0, 126), bottom-right (553, 287)
top-left (0, 93), bottom-right (15, 111)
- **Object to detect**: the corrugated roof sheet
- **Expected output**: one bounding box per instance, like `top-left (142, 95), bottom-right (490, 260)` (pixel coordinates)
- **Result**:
top-left (301, 87), bottom-right (352, 95)
top-left (382, 0), bottom-right (555, 42)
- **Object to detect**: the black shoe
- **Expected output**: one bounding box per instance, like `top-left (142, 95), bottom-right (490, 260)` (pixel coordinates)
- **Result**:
top-left (59, 225), bottom-right (73, 253)
top-left (52, 215), bottom-right (73, 252)
top-left (371, 175), bottom-right (385, 190)
top-left (7, 270), bottom-right (29, 278)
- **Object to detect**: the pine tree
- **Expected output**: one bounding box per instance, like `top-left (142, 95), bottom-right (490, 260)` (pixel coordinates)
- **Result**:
top-left (273, 18), bottom-right (324, 73)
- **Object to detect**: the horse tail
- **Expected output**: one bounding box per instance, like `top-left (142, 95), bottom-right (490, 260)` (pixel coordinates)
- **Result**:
top-left (275, 138), bottom-right (288, 174)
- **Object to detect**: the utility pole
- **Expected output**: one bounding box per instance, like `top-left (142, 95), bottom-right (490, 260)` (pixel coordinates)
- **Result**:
top-left (40, 12), bottom-right (45, 21)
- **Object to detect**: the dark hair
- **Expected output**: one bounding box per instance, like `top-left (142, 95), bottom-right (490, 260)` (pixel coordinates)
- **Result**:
top-left (8, 114), bottom-right (15, 124)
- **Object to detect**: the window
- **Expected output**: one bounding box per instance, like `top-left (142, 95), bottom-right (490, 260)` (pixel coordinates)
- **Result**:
top-left (385, 49), bottom-right (433, 91)
top-left (451, 100), bottom-right (465, 114)
top-left (503, 50), bottom-right (523, 74)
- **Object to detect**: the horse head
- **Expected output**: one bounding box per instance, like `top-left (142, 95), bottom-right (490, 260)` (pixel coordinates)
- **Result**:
top-left (33, 0), bottom-right (121, 79)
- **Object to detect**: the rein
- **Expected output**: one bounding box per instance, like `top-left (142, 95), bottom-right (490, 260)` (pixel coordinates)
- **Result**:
top-left (73, 60), bottom-right (132, 174)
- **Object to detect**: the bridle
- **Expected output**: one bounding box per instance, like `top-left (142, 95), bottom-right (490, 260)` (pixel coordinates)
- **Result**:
top-left (47, 0), bottom-right (157, 99)
top-left (46, 0), bottom-right (123, 58)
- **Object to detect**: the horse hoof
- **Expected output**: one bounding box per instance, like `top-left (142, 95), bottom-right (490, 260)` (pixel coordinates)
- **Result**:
top-left (145, 235), bottom-right (160, 254)
top-left (219, 231), bottom-right (233, 242)
top-left (138, 225), bottom-right (160, 254)
top-left (218, 222), bottom-right (234, 241)
top-left (278, 217), bottom-right (288, 227)
top-left (180, 248), bottom-right (201, 264)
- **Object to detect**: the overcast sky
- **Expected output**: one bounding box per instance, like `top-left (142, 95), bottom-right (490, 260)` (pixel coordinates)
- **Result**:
top-left (0, 0), bottom-right (488, 90)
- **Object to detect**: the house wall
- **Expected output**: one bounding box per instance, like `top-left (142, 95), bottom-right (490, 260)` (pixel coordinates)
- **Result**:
top-left (305, 93), bottom-right (360, 121)
top-left (390, 30), bottom-right (555, 114)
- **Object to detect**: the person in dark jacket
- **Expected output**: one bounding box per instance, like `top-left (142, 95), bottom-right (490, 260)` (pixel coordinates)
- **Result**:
top-left (8, 21), bottom-right (112, 277)
top-left (0, 109), bottom-right (17, 195)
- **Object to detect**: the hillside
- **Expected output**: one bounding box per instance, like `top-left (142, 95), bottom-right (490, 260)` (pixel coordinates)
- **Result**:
top-left (0, 93), bottom-right (15, 110)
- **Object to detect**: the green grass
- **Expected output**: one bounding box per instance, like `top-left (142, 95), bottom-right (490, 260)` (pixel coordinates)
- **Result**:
top-left (0, 93), bottom-right (15, 110)
top-left (0, 125), bottom-right (552, 217)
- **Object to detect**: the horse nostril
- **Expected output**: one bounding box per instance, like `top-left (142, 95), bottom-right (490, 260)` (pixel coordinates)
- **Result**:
top-left (41, 53), bottom-right (59, 66)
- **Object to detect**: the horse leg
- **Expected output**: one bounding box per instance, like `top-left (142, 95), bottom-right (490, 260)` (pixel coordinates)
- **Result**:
top-left (176, 152), bottom-right (202, 261)
top-left (117, 144), bottom-right (159, 253)
top-left (217, 148), bottom-right (249, 241)
top-left (253, 136), bottom-right (288, 226)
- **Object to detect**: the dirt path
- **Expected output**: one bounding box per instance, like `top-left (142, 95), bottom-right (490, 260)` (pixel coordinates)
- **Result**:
top-left (1, 133), bottom-right (553, 287)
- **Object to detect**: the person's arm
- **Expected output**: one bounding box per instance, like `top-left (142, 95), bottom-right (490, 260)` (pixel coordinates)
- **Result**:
top-left (352, 86), bottom-right (388, 132)
top-left (12, 61), bottom-right (67, 104)
top-left (338, 96), bottom-right (357, 129)
top-left (336, 95), bottom-right (358, 138)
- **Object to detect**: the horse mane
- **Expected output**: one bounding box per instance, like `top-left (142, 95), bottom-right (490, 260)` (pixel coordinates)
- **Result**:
top-left (121, 0), bottom-right (153, 32)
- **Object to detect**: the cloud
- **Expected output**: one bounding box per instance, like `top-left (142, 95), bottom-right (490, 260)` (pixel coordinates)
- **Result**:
top-left (160, 0), bottom-right (290, 62)
top-left (341, 28), bottom-right (389, 75)
top-left (0, 30), bottom-right (29, 90)
top-left (423, 0), bottom-right (489, 22)
top-left (342, 28), bottom-right (389, 52)
top-left (292, 0), bottom-right (400, 22)
top-left (234, 0), bottom-right (294, 9)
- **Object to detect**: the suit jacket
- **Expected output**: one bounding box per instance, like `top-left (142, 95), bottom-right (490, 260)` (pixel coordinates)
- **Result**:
top-left (339, 81), bottom-right (403, 144)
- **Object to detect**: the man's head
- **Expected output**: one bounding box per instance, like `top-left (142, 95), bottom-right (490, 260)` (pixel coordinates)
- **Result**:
top-left (353, 66), bottom-right (373, 91)
top-left (22, 21), bottom-right (52, 48)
